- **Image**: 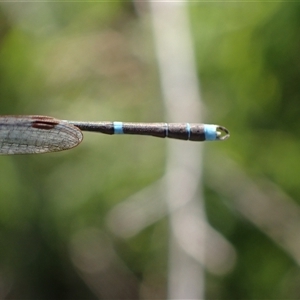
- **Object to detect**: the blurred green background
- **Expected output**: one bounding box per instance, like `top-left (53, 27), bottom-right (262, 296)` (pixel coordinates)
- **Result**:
top-left (0, 1), bottom-right (300, 299)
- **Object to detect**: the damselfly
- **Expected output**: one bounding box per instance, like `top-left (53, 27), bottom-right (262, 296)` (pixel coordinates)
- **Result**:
top-left (0, 115), bottom-right (230, 155)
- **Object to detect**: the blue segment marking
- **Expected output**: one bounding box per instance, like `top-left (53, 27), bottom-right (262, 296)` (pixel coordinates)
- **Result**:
top-left (204, 125), bottom-right (218, 141)
top-left (113, 122), bottom-right (124, 134)
top-left (186, 123), bottom-right (191, 139)
top-left (165, 123), bottom-right (168, 137)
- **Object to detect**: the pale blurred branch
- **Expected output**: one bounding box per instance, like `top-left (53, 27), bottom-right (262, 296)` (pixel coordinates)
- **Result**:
top-left (106, 179), bottom-right (236, 276)
top-left (70, 228), bottom-right (139, 299)
top-left (207, 150), bottom-right (300, 265)
top-left (149, 2), bottom-right (205, 299)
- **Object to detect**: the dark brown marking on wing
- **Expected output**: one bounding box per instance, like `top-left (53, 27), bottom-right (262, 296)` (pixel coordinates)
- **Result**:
top-left (31, 117), bottom-right (60, 130)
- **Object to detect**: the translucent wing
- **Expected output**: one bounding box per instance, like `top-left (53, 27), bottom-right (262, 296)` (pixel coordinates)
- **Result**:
top-left (0, 116), bottom-right (83, 155)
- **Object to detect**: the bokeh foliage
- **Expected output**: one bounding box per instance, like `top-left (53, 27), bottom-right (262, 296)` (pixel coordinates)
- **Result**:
top-left (0, 2), bottom-right (299, 299)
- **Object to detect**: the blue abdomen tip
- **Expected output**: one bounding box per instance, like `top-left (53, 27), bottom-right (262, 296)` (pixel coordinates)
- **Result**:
top-left (204, 125), bottom-right (218, 141)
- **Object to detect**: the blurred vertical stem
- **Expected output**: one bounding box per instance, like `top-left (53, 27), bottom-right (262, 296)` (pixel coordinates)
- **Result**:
top-left (149, 2), bottom-right (205, 299)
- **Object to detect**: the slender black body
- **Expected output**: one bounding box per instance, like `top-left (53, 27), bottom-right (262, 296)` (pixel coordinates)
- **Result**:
top-left (67, 121), bottom-right (230, 141)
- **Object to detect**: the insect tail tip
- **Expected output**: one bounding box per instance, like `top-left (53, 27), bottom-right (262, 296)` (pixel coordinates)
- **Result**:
top-left (216, 126), bottom-right (230, 141)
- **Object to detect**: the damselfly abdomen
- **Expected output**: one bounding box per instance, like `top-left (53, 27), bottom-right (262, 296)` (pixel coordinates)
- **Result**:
top-left (0, 115), bottom-right (230, 155)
